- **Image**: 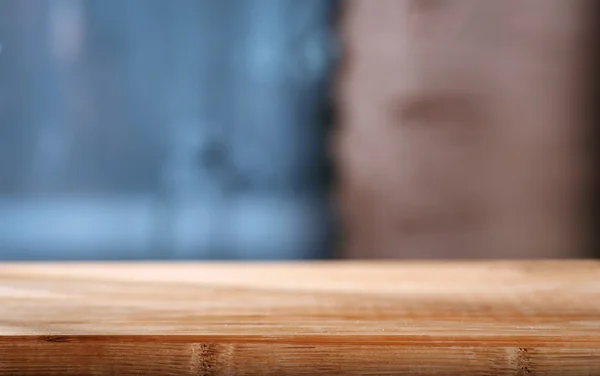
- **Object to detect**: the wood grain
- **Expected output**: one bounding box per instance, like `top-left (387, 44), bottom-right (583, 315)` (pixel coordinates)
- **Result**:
top-left (1, 261), bottom-right (599, 375)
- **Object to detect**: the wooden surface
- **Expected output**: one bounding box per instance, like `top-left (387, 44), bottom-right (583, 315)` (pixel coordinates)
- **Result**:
top-left (1, 261), bottom-right (600, 375)
top-left (335, 0), bottom-right (594, 258)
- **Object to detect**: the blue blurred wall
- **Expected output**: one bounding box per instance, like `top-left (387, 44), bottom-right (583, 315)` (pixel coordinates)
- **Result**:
top-left (0, 0), bottom-right (337, 260)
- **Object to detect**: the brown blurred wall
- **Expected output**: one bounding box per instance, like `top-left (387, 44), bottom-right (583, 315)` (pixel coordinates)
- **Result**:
top-left (335, 0), bottom-right (595, 258)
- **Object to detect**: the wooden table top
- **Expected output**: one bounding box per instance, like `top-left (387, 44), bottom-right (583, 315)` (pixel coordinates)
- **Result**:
top-left (1, 261), bottom-right (599, 375)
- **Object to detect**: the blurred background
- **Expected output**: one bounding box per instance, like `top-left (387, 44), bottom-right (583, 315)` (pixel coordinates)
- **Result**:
top-left (0, 0), bottom-right (597, 260)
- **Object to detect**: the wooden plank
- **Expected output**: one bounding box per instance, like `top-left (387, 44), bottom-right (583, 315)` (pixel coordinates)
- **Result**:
top-left (335, 0), bottom-right (595, 258)
top-left (1, 261), bottom-right (599, 375)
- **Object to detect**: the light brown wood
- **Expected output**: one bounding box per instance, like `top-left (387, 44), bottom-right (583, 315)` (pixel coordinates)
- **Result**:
top-left (335, 0), bottom-right (595, 258)
top-left (1, 261), bottom-right (600, 375)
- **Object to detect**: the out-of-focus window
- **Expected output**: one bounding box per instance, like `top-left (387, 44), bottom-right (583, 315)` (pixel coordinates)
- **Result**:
top-left (0, 0), bottom-right (337, 260)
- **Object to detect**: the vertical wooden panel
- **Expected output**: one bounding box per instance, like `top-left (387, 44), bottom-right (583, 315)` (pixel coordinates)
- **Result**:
top-left (335, 0), bottom-right (595, 258)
